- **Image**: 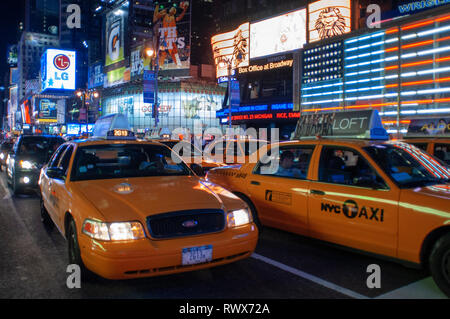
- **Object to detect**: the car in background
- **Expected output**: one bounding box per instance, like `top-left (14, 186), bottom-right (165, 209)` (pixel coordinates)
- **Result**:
top-left (155, 139), bottom-right (227, 176)
top-left (6, 135), bottom-right (65, 194)
top-left (203, 138), bottom-right (267, 165)
top-left (0, 140), bottom-right (14, 171)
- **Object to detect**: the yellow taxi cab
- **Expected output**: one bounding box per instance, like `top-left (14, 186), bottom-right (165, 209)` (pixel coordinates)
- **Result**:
top-left (203, 137), bottom-right (267, 165)
top-left (38, 114), bottom-right (258, 280)
top-left (400, 118), bottom-right (450, 166)
top-left (206, 110), bottom-right (450, 296)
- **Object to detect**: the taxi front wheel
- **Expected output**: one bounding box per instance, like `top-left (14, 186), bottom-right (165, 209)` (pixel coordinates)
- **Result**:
top-left (429, 233), bottom-right (450, 297)
top-left (67, 218), bottom-right (95, 282)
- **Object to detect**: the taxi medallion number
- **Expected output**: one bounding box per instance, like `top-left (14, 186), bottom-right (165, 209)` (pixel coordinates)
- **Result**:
top-left (182, 245), bottom-right (213, 265)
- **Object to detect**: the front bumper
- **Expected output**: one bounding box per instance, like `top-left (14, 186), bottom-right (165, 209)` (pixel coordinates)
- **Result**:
top-left (78, 223), bottom-right (258, 280)
top-left (14, 170), bottom-right (40, 190)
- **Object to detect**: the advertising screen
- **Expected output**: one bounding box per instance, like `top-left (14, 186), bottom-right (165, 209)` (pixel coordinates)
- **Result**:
top-left (67, 124), bottom-right (80, 135)
top-left (250, 8), bottom-right (307, 59)
top-left (105, 6), bottom-right (127, 67)
top-left (407, 118), bottom-right (450, 137)
top-left (211, 22), bottom-right (250, 78)
top-left (88, 63), bottom-right (104, 89)
top-left (40, 49), bottom-right (76, 91)
top-left (7, 45), bottom-right (18, 66)
top-left (308, 0), bottom-right (351, 43)
top-left (153, 0), bottom-right (191, 71)
top-left (35, 97), bottom-right (58, 121)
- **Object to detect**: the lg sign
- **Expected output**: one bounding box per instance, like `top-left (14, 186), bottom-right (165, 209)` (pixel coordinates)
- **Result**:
top-left (41, 49), bottom-right (76, 91)
top-left (54, 54), bottom-right (70, 70)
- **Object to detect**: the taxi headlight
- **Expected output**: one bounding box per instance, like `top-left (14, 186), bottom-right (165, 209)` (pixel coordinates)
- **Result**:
top-left (82, 219), bottom-right (146, 241)
top-left (227, 208), bottom-right (252, 228)
top-left (20, 160), bottom-right (37, 170)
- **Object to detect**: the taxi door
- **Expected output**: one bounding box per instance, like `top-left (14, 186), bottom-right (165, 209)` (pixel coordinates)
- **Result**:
top-left (48, 145), bottom-right (75, 231)
top-left (42, 144), bottom-right (68, 222)
top-left (307, 144), bottom-right (400, 258)
top-left (246, 145), bottom-right (316, 236)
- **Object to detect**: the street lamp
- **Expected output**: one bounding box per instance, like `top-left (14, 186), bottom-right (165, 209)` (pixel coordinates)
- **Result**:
top-left (75, 89), bottom-right (99, 126)
top-left (145, 44), bottom-right (159, 127)
top-left (218, 58), bottom-right (233, 130)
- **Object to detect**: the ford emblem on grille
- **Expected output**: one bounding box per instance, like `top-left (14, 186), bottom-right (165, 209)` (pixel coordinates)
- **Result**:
top-left (182, 220), bottom-right (198, 228)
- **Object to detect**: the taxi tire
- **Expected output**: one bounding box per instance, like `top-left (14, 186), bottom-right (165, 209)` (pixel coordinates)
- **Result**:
top-left (40, 198), bottom-right (54, 230)
top-left (429, 233), bottom-right (450, 297)
top-left (67, 218), bottom-right (96, 282)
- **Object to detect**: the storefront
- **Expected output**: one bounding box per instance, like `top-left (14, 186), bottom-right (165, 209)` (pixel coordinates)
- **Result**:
top-left (101, 81), bottom-right (226, 135)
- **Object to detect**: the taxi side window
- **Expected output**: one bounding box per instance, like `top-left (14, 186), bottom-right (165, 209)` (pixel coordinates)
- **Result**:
top-left (318, 146), bottom-right (387, 189)
top-left (254, 146), bottom-right (314, 180)
top-left (58, 145), bottom-right (74, 176)
top-left (434, 144), bottom-right (450, 165)
top-left (48, 145), bottom-right (67, 168)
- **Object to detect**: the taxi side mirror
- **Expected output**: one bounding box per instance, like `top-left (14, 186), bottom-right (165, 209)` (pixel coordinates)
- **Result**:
top-left (46, 167), bottom-right (65, 180)
top-left (190, 163), bottom-right (205, 177)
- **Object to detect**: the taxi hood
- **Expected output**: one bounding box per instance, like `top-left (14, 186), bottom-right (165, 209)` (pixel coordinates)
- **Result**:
top-left (72, 176), bottom-right (245, 222)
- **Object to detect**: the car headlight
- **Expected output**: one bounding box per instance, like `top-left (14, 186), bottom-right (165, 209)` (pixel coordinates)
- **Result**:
top-left (82, 219), bottom-right (146, 241)
top-left (227, 208), bottom-right (252, 228)
top-left (0, 153), bottom-right (4, 160)
top-left (20, 160), bottom-right (37, 170)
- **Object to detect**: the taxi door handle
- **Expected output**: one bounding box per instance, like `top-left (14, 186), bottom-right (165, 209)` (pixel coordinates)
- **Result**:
top-left (251, 181), bottom-right (260, 186)
top-left (310, 189), bottom-right (325, 195)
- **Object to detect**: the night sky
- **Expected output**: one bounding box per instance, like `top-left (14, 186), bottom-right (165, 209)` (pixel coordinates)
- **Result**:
top-left (0, 1), bottom-right (24, 84)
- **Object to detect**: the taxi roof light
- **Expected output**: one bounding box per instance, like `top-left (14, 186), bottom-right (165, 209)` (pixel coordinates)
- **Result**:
top-left (91, 113), bottom-right (137, 141)
top-left (291, 110), bottom-right (389, 141)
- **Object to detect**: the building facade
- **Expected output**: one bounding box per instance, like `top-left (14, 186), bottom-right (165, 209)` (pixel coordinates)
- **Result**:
top-left (301, 5), bottom-right (450, 134)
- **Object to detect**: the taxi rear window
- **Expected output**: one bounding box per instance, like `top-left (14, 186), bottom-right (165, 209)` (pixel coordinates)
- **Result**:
top-left (70, 144), bottom-right (191, 181)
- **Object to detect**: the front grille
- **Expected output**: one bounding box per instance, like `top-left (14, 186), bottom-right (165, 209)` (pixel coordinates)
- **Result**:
top-left (147, 209), bottom-right (225, 239)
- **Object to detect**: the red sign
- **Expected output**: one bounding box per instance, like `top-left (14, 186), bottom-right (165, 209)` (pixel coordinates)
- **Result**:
top-left (53, 54), bottom-right (70, 70)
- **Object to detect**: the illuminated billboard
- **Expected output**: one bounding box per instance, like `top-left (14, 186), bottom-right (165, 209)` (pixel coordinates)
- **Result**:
top-left (154, 0), bottom-right (191, 71)
top-left (105, 7), bottom-right (127, 67)
top-left (250, 8), bottom-right (307, 59)
top-left (211, 22), bottom-right (250, 78)
top-left (308, 0), bottom-right (351, 43)
top-left (40, 49), bottom-right (76, 91)
top-left (35, 97), bottom-right (58, 122)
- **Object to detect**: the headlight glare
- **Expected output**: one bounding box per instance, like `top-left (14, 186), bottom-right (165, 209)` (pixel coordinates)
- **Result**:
top-left (20, 160), bottom-right (36, 170)
top-left (82, 219), bottom-right (146, 241)
top-left (227, 208), bottom-right (252, 228)
top-left (0, 153), bottom-right (4, 160)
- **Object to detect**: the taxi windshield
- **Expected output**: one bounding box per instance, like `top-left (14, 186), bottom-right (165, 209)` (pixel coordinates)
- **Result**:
top-left (71, 143), bottom-right (191, 181)
top-left (363, 142), bottom-right (450, 188)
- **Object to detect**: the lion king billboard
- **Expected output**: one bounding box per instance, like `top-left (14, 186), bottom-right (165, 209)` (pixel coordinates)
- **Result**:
top-left (308, 0), bottom-right (352, 43)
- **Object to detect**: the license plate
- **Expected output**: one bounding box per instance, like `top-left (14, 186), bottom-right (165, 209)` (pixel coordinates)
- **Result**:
top-left (182, 245), bottom-right (213, 265)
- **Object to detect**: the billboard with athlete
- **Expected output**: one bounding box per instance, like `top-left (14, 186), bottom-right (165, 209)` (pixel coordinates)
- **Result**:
top-left (153, 1), bottom-right (191, 71)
